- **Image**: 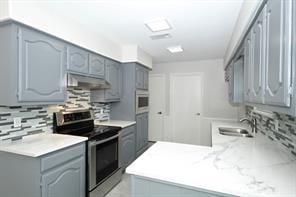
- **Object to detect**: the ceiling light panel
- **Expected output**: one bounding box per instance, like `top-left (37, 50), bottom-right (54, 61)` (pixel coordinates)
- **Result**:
top-left (167, 46), bottom-right (183, 53)
top-left (145, 18), bottom-right (171, 32)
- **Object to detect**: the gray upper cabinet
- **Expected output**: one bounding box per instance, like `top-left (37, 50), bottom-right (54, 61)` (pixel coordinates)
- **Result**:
top-left (0, 23), bottom-right (67, 106)
top-left (244, 32), bottom-right (252, 102)
top-left (249, 6), bottom-right (266, 104)
top-left (143, 69), bottom-right (149, 90)
top-left (18, 27), bottom-right (66, 102)
top-left (105, 60), bottom-right (122, 100)
top-left (67, 45), bottom-right (89, 74)
top-left (226, 59), bottom-right (244, 104)
top-left (136, 112), bottom-right (148, 155)
top-left (136, 66), bottom-right (144, 89)
top-left (265, 0), bottom-right (292, 107)
top-left (91, 60), bottom-right (122, 102)
top-left (89, 53), bottom-right (105, 77)
top-left (136, 65), bottom-right (149, 90)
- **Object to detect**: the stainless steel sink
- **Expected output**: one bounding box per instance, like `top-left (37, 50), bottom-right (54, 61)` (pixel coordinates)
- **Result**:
top-left (218, 127), bottom-right (253, 138)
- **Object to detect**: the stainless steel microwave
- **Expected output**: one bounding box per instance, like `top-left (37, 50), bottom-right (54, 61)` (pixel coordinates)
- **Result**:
top-left (136, 90), bottom-right (149, 114)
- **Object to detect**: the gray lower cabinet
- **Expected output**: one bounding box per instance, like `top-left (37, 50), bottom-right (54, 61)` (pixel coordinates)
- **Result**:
top-left (41, 156), bottom-right (85, 197)
top-left (0, 143), bottom-right (86, 197)
top-left (91, 60), bottom-right (122, 102)
top-left (136, 113), bottom-right (148, 155)
top-left (67, 45), bottom-right (89, 74)
top-left (136, 65), bottom-right (149, 90)
top-left (264, 0), bottom-right (293, 107)
top-left (121, 125), bottom-right (136, 168)
top-left (0, 22), bottom-right (66, 105)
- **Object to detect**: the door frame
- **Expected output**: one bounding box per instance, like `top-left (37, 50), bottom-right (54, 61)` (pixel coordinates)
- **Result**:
top-left (169, 72), bottom-right (204, 144)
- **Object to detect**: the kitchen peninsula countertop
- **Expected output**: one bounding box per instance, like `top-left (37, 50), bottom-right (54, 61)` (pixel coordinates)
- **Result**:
top-left (126, 121), bottom-right (296, 197)
top-left (0, 133), bottom-right (87, 157)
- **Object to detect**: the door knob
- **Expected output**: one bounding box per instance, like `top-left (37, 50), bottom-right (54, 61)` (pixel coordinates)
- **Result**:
top-left (157, 112), bottom-right (162, 114)
top-left (196, 113), bottom-right (201, 116)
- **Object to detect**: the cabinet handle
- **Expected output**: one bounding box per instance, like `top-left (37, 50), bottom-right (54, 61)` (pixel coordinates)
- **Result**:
top-left (196, 113), bottom-right (201, 116)
top-left (157, 112), bottom-right (162, 115)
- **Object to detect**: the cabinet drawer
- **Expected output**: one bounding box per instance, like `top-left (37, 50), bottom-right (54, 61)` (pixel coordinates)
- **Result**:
top-left (121, 125), bottom-right (136, 137)
top-left (41, 143), bottom-right (85, 172)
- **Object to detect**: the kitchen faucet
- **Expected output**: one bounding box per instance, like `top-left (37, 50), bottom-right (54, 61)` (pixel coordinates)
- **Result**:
top-left (239, 117), bottom-right (257, 134)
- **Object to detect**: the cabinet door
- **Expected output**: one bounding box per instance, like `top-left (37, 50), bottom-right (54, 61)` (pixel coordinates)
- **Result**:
top-left (41, 157), bottom-right (85, 197)
top-left (244, 33), bottom-right (252, 102)
top-left (136, 66), bottom-right (144, 89)
top-left (141, 113), bottom-right (149, 148)
top-left (18, 27), bottom-right (66, 102)
top-left (143, 69), bottom-right (149, 90)
top-left (249, 6), bottom-right (266, 103)
top-left (265, 0), bottom-right (292, 107)
top-left (105, 60), bottom-right (121, 100)
top-left (67, 45), bottom-right (89, 74)
top-left (136, 114), bottom-right (143, 152)
top-left (121, 132), bottom-right (136, 168)
top-left (89, 53), bottom-right (104, 78)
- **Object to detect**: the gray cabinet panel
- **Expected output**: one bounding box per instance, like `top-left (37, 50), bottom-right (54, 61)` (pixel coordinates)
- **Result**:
top-left (89, 53), bottom-right (105, 78)
top-left (121, 127), bottom-right (136, 168)
top-left (143, 69), bottom-right (149, 90)
top-left (67, 45), bottom-right (89, 74)
top-left (136, 65), bottom-right (149, 90)
top-left (265, 0), bottom-right (292, 107)
top-left (41, 156), bottom-right (85, 197)
top-left (244, 32), bottom-right (252, 102)
top-left (136, 113), bottom-right (148, 153)
top-left (249, 6), bottom-right (266, 103)
top-left (136, 66), bottom-right (144, 89)
top-left (142, 113), bottom-right (148, 148)
top-left (105, 60), bottom-right (121, 100)
top-left (136, 114), bottom-right (143, 152)
top-left (18, 27), bottom-right (66, 102)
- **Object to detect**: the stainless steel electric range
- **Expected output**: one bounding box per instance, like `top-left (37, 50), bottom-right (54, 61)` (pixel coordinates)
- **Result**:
top-left (53, 110), bottom-right (122, 197)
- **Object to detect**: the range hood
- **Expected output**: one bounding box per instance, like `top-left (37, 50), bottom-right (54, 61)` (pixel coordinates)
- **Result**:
top-left (67, 73), bottom-right (110, 90)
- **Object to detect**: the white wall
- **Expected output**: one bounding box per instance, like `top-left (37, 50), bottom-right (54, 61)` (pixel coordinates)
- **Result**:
top-left (151, 59), bottom-right (240, 146)
top-left (121, 45), bottom-right (153, 69)
top-left (0, 0), bottom-right (9, 20)
top-left (224, 0), bottom-right (263, 67)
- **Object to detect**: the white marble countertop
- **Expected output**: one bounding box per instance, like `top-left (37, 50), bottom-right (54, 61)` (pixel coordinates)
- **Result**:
top-left (94, 120), bottom-right (136, 128)
top-left (0, 133), bottom-right (87, 157)
top-left (126, 121), bottom-right (296, 197)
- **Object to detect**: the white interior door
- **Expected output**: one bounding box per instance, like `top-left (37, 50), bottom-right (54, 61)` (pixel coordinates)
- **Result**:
top-left (148, 74), bottom-right (166, 142)
top-left (169, 73), bottom-right (202, 145)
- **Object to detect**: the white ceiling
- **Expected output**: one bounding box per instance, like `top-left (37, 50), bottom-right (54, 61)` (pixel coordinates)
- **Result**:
top-left (35, 0), bottom-right (243, 63)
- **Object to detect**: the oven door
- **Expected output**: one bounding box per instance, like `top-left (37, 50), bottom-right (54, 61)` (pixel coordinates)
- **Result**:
top-left (136, 91), bottom-right (149, 114)
top-left (88, 134), bottom-right (120, 191)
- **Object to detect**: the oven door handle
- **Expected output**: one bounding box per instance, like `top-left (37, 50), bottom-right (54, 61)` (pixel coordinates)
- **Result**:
top-left (89, 134), bottom-right (120, 147)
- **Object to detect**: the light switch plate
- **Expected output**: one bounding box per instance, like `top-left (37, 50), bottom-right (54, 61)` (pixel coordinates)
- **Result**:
top-left (13, 117), bottom-right (22, 128)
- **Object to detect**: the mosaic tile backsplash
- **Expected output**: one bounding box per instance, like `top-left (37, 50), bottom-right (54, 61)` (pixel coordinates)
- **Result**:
top-left (246, 106), bottom-right (296, 157)
top-left (0, 87), bottom-right (109, 142)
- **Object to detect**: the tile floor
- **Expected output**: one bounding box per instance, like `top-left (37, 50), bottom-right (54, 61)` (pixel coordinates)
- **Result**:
top-left (105, 173), bottom-right (132, 197)
top-left (105, 142), bottom-right (155, 197)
